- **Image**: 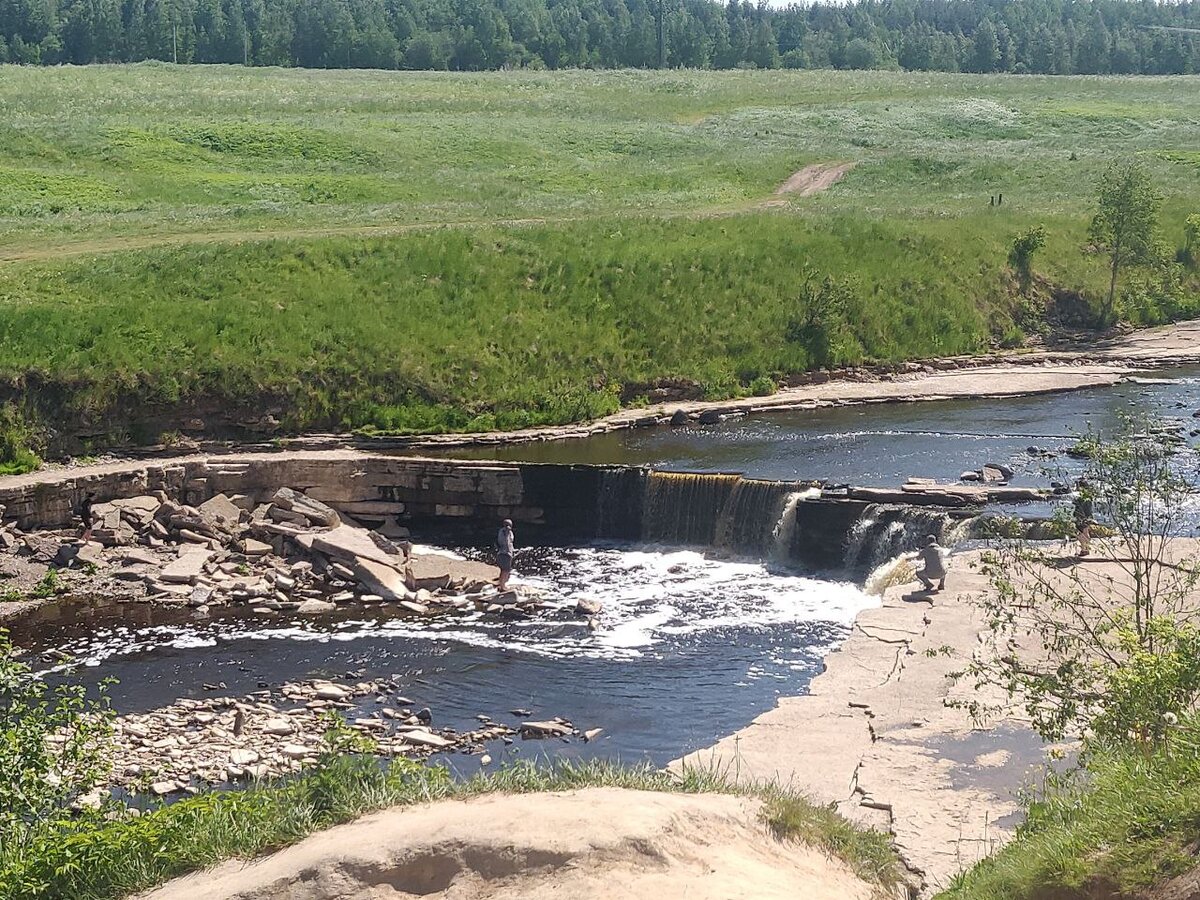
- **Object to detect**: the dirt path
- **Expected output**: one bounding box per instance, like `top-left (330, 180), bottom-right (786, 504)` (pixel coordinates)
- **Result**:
top-left (774, 161), bottom-right (855, 197)
top-left (135, 788), bottom-right (882, 900)
top-left (0, 165), bottom-right (854, 265)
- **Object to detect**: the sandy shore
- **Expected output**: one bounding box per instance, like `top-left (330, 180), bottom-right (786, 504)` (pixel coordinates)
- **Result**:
top-left (677, 551), bottom-right (1039, 896)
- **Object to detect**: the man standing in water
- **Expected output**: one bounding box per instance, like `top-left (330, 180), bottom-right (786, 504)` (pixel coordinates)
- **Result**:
top-left (916, 534), bottom-right (947, 593)
top-left (496, 518), bottom-right (515, 591)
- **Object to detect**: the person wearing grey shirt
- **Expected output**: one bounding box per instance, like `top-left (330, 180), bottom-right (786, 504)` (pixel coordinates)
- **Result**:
top-left (496, 518), bottom-right (515, 591)
top-left (916, 534), bottom-right (946, 592)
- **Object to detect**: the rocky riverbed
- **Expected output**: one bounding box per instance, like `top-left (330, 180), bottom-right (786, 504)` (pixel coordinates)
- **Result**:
top-left (81, 676), bottom-right (591, 802)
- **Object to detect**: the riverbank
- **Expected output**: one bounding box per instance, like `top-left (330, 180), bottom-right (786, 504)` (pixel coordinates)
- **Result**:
top-left (30, 318), bottom-right (1197, 465)
top-left (399, 318), bottom-right (1200, 451)
top-left (677, 549), bottom-right (1048, 895)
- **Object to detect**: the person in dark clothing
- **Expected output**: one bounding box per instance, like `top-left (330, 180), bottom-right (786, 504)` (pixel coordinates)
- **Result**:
top-left (78, 492), bottom-right (96, 541)
top-left (1073, 480), bottom-right (1094, 558)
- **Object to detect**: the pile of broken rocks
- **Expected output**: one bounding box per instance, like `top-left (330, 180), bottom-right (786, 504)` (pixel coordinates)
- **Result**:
top-left (6, 487), bottom-right (549, 619)
top-left (78, 677), bottom-right (597, 801)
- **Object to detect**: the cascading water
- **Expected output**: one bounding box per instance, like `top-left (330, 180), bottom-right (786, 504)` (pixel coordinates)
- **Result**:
top-left (641, 471), bottom-right (813, 560)
top-left (595, 467), bottom-right (647, 540)
top-left (713, 478), bottom-right (806, 557)
top-left (771, 487), bottom-right (821, 562)
top-left (844, 503), bottom-right (978, 573)
top-left (642, 471), bottom-right (741, 546)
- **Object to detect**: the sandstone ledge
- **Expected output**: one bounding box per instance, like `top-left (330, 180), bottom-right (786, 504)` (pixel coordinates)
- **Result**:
top-left (677, 551), bottom-right (1039, 896)
top-left (136, 788), bottom-right (885, 900)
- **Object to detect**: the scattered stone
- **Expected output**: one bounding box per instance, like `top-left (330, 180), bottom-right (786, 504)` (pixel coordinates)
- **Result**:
top-left (980, 463), bottom-right (1014, 483)
top-left (271, 488), bottom-right (341, 528)
top-left (519, 720), bottom-right (573, 739)
top-left (198, 494), bottom-right (243, 531)
top-left (575, 597), bottom-right (603, 616)
top-left (398, 729), bottom-right (454, 749)
top-left (314, 684), bottom-right (350, 701)
top-left (583, 728), bottom-right (604, 743)
top-left (296, 598), bottom-right (336, 614)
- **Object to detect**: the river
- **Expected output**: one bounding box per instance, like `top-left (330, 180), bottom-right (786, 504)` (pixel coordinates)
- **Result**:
top-left (14, 370), bottom-right (1200, 770)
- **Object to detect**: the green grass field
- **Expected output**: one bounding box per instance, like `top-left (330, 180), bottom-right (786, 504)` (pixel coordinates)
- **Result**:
top-left (0, 64), bottom-right (1198, 452)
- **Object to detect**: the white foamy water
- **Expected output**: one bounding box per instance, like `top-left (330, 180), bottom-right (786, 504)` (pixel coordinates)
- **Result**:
top-left (36, 544), bottom-right (874, 672)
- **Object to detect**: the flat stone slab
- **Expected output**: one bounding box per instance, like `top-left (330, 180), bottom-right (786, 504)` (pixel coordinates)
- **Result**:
top-left (302, 525), bottom-right (404, 569)
top-left (159, 549), bottom-right (213, 584)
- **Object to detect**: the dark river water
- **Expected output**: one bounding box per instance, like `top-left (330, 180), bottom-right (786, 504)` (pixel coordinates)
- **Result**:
top-left (439, 371), bottom-right (1200, 486)
top-left (15, 371), bottom-right (1200, 770)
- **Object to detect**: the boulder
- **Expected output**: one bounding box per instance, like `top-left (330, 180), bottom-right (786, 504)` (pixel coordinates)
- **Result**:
top-left (122, 548), bottom-right (159, 566)
top-left (576, 598), bottom-right (604, 616)
top-left (398, 729), bottom-right (453, 749)
top-left (271, 488), bottom-right (340, 528)
top-left (351, 556), bottom-right (414, 602)
top-left (980, 464), bottom-right (1012, 483)
top-left (199, 494), bottom-right (244, 530)
top-left (697, 410), bottom-right (723, 425)
top-left (241, 538), bottom-right (272, 557)
top-left (669, 409), bottom-right (689, 427)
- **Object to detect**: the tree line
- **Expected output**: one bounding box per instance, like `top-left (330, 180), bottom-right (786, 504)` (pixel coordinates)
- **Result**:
top-left (1, 0), bottom-right (1198, 73)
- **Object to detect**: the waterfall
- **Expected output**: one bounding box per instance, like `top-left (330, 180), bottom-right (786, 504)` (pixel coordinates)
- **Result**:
top-left (595, 467), bottom-right (647, 540)
top-left (771, 487), bottom-right (821, 562)
top-left (844, 504), bottom-right (977, 572)
top-left (713, 478), bottom-right (805, 557)
top-left (641, 471), bottom-right (809, 559)
top-left (642, 471), bottom-right (741, 546)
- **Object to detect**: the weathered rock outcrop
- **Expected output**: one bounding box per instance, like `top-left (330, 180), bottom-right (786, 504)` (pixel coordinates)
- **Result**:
top-left (136, 789), bottom-right (884, 900)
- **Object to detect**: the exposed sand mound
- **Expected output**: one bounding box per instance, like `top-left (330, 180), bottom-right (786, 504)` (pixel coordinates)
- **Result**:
top-left (138, 788), bottom-right (883, 900)
top-left (775, 162), bottom-right (855, 197)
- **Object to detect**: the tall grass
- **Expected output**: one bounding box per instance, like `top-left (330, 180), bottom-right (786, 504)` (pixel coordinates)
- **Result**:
top-left (0, 66), bottom-right (1198, 450)
top-left (0, 756), bottom-right (902, 900)
top-left (941, 717), bottom-right (1200, 900)
top-left (0, 211), bottom-right (1084, 444)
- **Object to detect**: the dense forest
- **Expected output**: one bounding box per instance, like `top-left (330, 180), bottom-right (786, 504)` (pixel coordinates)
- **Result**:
top-left (1, 0), bottom-right (1199, 73)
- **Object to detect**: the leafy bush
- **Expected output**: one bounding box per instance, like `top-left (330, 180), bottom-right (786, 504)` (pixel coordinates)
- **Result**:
top-left (0, 628), bottom-right (114, 851)
top-left (0, 406), bottom-right (42, 475)
top-left (1008, 224), bottom-right (1047, 292)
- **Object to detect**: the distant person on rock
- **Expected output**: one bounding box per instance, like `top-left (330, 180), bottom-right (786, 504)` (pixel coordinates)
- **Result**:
top-left (916, 534), bottom-right (946, 593)
top-left (496, 518), bottom-right (515, 591)
top-left (1073, 480), bottom-right (1094, 558)
top-left (78, 492), bottom-right (96, 542)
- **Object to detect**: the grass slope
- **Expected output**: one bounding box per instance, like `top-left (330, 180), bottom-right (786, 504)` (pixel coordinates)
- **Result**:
top-left (0, 756), bottom-right (901, 900)
top-left (942, 722), bottom-right (1200, 900)
top-left (0, 65), bottom-right (1198, 449)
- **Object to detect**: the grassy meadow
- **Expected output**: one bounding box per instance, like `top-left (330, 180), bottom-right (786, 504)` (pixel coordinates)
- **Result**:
top-left (0, 64), bottom-right (1198, 450)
